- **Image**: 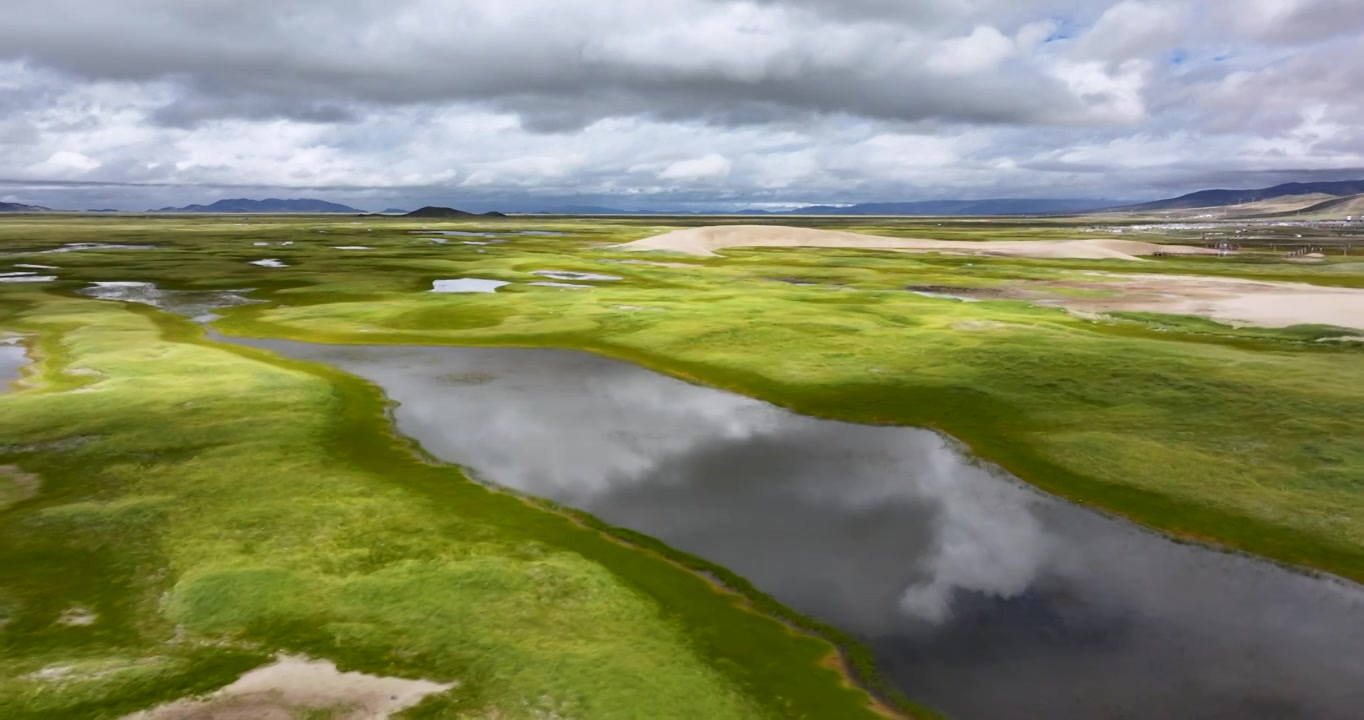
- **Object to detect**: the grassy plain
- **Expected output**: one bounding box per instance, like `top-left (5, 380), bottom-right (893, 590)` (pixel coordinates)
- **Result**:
top-left (2, 213), bottom-right (1363, 717)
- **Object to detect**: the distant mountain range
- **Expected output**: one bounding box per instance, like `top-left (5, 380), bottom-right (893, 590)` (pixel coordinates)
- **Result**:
top-left (398, 206), bottom-right (506, 218)
top-left (1118, 180), bottom-right (1364, 212)
top-left (774, 199), bottom-right (1119, 215)
top-left (539, 183), bottom-right (1364, 216)
top-left (0, 201), bottom-right (50, 212)
top-left (537, 205), bottom-right (644, 215)
top-left (539, 198), bottom-right (1119, 216)
top-left (11, 180), bottom-right (1364, 218)
top-left (151, 198), bottom-right (365, 213)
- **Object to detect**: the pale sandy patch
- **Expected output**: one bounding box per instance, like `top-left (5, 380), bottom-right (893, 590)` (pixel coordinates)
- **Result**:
top-left (616, 225), bottom-right (1217, 261)
top-left (27, 657), bottom-right (168, 682)
top-left (1065, 273), bottom-right (1364, 331)
top-left (952, 320), bottom-right (1013, 331)
top-left (0, 464), bottom-right (40, 509)
top-left (598, 258), bottom-right (700, 269)
top-left (125, 655), bottom-right (455, 720)
top-left (58, 606), bottom-right (97, 626)
top-left (28, 665), bottom-right (77, 681)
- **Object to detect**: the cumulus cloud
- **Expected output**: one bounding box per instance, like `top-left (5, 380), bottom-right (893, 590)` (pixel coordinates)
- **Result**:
top-left (24, 150), bottom-right (101, 177)
top-left (927, 26), bottom-right (1017, 76)
top-left (1072, 1), bottom-right (1187, 62)
top-left (0, 0), bottom-right (1361, 208)
top-left (659, 154), bottom-right (733, 180)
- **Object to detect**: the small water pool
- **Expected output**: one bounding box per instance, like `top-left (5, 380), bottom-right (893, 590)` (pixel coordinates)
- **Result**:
top-left (78, 282), bottom-right (261, 321)
top-left (531, 270), bottom-right (622, 282)
top-left (431, 279), bottom-right (509, 293)
top-left (527, 281), bottom-right (591, 289)
top-left (0, 337), bottom-right (28, 390)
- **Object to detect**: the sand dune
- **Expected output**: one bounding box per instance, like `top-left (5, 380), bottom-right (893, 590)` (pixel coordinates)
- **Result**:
top-left (618, 225), bottom-right (1218, 261)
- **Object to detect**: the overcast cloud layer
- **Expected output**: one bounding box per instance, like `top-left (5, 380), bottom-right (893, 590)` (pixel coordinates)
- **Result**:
top-left (3, 0), bottom-right (1364, 210)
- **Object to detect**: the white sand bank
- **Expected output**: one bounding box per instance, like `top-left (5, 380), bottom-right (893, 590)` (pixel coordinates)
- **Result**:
top-left (125, 655), bottom-right (454, 720)
top-left (617, 225), bottom-right (1218, 261)
top-left (1070, 273), bottom-right (1364, 332)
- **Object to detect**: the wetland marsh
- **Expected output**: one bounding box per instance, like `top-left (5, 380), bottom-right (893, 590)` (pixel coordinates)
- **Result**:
top-left (224, 338), bottom-right (1364, 720)
top-left (2, 213), bottom-right (1363, 718)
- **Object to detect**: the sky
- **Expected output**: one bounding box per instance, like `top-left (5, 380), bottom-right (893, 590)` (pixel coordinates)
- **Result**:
top-left (2, 0), bottom-right (1364, 212)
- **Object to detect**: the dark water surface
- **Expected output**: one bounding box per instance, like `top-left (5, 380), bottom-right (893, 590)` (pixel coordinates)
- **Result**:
top-left (225, 338), bottom-right (1364, 720)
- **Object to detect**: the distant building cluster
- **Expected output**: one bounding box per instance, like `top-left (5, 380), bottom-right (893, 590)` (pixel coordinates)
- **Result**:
top-left (1083, 218), bottom-right (1362, 234)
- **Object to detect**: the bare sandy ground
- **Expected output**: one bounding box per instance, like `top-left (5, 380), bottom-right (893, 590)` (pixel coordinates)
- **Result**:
top-left (917, 272), bottom-right (1364, 333)
top-left (598, 258), bottom-right (700, 268)
top-left (617, 225), bottom-right (1219, 261)
top-left (615, 227), bottom-right (1356, 331)
top-left (57, 606), bottom-right (97, 627)
top-left (125, 655), bottom-right (455, 720)
top-left (0, 464), bottom-right (40, 510)
top-left (1065, 273), bottom-right (1364, 332)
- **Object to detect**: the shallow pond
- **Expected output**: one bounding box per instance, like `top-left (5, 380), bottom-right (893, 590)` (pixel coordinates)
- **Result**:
top-left (430, 278), bottom-right (508, 293)
top-left (910, 291), bottom-right (980, 302)
top-left (413, 230), bottom-right (495, 238)
top-left (79, 282), bottom-right (260, 322)
top-left (413, 230), bottom-right (565, 237)
top-left (528, 281), bottom-right (591, 289)
top-left (30, 243), bottom-right (156, 254)
top-left (0, 337), bottom-right (28, 389)
top-left (218, 339), bottom-right (1364, 720)
top-left (531, 270), bottom-right (622, 282)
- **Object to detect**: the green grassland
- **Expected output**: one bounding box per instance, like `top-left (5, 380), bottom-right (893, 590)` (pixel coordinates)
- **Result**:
top-left (0, 222), bottom-right (898, 718)
top-left (2, 213), bottom-right (1363, 717)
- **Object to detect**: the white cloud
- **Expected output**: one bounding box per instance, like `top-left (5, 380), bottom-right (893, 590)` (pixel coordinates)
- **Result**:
top-left (1073, 1), bottom-right (1187, 61)
top-left (659, 153), bottom-right (733, 180)
top-left (750, 149), bottom-right (819, 189)
top-left (24, 150), bottom-right (101, 177)
top-left (1047, 59), bottom-right (1153, 125)
top-left (927, 26), bottom-right (1017, 75)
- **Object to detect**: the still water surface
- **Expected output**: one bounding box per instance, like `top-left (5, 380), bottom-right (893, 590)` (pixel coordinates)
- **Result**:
top-left (0, 337), bottom-right (28, 389)
top-left (225, 338), bottom-right (1364, 720)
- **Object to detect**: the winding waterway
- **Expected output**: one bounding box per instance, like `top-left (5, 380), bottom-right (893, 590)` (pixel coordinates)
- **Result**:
top-left (222, 337), bottom-right (1364, 720)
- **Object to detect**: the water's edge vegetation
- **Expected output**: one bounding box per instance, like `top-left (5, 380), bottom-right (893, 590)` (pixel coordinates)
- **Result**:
top-left (221, 303), bottom-right (1364, 588)
top-left (189, 312), bottom-right (927, 718)
top-left (0, 294), bottom-right (913, 719)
